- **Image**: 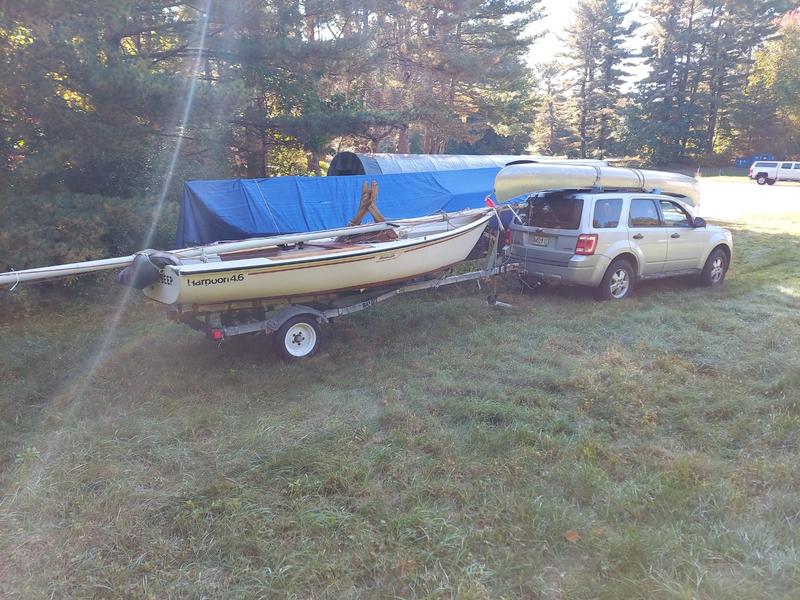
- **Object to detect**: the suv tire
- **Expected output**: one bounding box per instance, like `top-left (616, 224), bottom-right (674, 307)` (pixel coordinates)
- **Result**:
top-left (597, 259), bottom-right (635, 300)
top-left (756, 174), bottom-right (768, 185)
top-left (699, 248), bottom-right (728, 287)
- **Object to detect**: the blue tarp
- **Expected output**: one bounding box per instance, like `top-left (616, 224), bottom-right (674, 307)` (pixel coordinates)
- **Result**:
top-left (176, 167), bottom-right (501, 247)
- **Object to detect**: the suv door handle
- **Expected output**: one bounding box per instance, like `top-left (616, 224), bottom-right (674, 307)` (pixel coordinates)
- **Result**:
top-left (632, 233), bottom-right (644, 240)
top-left (671, 233), bottom-right (681, 239)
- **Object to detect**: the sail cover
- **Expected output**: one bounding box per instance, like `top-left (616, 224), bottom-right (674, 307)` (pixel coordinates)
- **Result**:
top-left (176, 168), bottom-right (502, 247)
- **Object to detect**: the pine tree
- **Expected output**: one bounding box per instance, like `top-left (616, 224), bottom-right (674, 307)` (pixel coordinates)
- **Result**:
top-left (390, 0), bottom-right (542, 154)
top-left (699, 0), bottom-right (790, 155)
top-left (562, 0), bottom-right (633, 158)
top-left (564, 0), bottom-right (602, 158)
top-left (728, 9), bottom-right (800, 157)
top-left (531, 61), bottom-right (576, 155)
top-left (630, 0), bottom-right (701, 163)
top-left (0, 1), bottom-right (220, 194)
top-left (629, 0), bottom-right (792, 164)
top-left (594, 0), bottom-right (636, 157)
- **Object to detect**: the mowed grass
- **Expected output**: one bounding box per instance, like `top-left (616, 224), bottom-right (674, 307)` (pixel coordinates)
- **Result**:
top-left (1, 215), bottom-right (800, 599)
top-left (696, 167), bottom-right (749, 182)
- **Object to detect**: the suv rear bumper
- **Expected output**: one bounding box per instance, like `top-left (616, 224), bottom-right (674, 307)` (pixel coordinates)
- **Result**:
top-left (511, 248), bottom-right (610, 286)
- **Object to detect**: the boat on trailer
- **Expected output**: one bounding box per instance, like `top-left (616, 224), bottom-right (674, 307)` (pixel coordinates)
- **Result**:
top-left (140, 209), bottom-right (493, 306)
top-left (0, 208), bottom-right (505, 360)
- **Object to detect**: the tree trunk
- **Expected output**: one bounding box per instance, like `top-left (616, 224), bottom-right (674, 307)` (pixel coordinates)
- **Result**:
top-left (424, 125), bottom-right (434, 154)
top-left (245, 125), bottom-right (266, 179)
top-left (706, 73), bottom-right (724, 154)
top-left (307, 151), bottom-right (322, 175)
top-left (579, 73), bottom-right (588, 159)
top-left (397, 126), bottom-right (409, 153)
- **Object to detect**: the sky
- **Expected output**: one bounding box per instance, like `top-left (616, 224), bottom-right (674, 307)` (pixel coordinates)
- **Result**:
top-left (525, 0), bottom-right (649, 83)
top-left (526, 0), bottom-right (576, 65)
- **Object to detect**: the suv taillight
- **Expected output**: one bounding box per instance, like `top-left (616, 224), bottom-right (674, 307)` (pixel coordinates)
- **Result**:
top-left (575, 234), bottom-right (598, 255)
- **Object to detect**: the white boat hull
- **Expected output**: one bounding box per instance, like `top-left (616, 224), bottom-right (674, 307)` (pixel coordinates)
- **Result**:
top-left (143, 212), bottom-right (493, 305)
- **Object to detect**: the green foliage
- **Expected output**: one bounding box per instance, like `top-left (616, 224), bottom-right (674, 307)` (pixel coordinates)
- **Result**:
top-left (0, 191), bottom-right (176, 276)
top-left (561, 0), bottom-right (634, 158)
top-left (0, 1), bottom-right (235, 195)
top-left (626, 0), bottom-right (794, 164)
top-left (531, 61), bottom-right (578, 155)
top-left (0, 0), bottom-right (544, 189)
top-left (727, 13), bottom-right (800, 157)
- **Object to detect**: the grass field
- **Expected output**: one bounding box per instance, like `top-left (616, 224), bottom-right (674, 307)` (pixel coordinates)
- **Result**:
top-left (1, 212), bottom-right (799, 598)
top-left (696, 167), bottom-right (750, 181)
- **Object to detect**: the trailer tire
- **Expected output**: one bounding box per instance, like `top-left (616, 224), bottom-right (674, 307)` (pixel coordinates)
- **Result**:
top-left (273, 315), bottom-right (320, 361)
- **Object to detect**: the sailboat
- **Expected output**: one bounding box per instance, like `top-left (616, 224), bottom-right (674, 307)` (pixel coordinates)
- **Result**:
top-left (0, 209), bottom-right (494, 306)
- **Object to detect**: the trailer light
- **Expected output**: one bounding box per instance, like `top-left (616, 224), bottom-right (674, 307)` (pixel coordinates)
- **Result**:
top-left (210, 328), bottom-right (224, 341)
top-left (575, 234), bottom-right (598, 255)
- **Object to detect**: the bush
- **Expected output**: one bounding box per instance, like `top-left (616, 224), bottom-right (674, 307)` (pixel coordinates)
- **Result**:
top-left (0, 191), bottom-right (178, 288)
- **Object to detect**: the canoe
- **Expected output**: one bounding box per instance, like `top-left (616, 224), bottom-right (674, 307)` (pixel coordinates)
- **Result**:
top-left (142, 209), bottom-right (493, 305)
top-left (494, 163), bottom-right (700, 207)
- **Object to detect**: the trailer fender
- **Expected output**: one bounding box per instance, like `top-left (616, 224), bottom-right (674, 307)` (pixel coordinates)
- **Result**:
top-left (265, 305), bottom-right (328, 334)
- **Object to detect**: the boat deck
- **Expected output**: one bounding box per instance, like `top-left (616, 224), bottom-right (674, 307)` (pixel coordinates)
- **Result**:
top-left (218, 240), bottom-right (371, 262)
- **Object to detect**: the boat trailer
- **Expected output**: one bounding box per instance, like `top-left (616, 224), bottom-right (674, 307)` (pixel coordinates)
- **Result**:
top-left (167, 232), bottom-right (516, 361)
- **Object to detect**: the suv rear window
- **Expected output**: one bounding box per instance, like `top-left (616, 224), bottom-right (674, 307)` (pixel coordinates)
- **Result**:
top-left (527, 196), bottom-right (584, 230)
top-left (593, 199), bottom-right (622, 228)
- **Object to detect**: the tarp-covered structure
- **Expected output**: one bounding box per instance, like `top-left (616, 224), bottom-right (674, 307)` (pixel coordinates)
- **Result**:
top-left (327, 152), bottom-right (560, 176)
top-left (176, 168), bottom-right (502, 247)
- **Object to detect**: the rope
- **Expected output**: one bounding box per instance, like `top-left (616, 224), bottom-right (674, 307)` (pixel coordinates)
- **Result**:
top-left (435, 209), bottom-right (454, 230)
top-left (630, 168), bottom-right (645, 190)
top-left (9, 267), bottom-right (20, 292)
top-left (592, 165), bottom-right (602, 189)
top-left (502, 202), bottom-right (523, 224)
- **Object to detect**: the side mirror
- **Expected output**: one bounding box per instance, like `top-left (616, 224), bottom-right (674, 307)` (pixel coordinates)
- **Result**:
top-left (692, 217), bottom-right (707, 228)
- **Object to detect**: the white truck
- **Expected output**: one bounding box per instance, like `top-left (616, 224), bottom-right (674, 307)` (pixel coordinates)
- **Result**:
top-left (749, 160), bottom-right (800, 185)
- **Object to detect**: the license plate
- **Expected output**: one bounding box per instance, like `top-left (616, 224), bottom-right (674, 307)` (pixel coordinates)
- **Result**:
top-left (531, 235), bottom-right (549, 246)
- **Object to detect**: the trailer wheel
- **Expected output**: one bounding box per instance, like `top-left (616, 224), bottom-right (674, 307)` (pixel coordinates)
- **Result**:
top-left (274, 315), bottom-right (320, 361)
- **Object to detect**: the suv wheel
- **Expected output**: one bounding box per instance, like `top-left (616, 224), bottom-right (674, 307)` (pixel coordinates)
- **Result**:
top-left (597, 259), bottom-right (635, 300)
top-left (756, 174), bottom-right (767, 185)
top-left (699, 248), bottom-right (728, 287)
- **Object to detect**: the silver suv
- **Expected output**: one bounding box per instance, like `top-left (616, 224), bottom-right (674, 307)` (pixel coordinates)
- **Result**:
top-left (510, 191), bottom-right (733, 299)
